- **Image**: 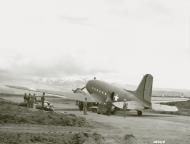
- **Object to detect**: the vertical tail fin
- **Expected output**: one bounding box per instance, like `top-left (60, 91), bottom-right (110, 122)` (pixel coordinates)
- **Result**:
top-left (136, 74), bottom-right (153, 107)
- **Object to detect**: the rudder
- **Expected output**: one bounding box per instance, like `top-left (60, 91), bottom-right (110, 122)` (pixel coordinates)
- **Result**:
top-left (136, 74), bottom-right (153, 107)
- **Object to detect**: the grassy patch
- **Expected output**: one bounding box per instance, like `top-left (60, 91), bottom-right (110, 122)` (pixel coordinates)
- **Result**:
top-left (0, 132), bottom-right (104, 144)
top-left (0, 99), bottom-right (88, 127)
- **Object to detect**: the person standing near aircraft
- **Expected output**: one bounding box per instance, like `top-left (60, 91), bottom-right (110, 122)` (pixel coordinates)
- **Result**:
top-left (28, 93), bottom-right (32, 108)
top-left (26, 94), bottom-right (29, 108)
top-left (123, 99), bottom-right (128, 117)
top-left (24, 93), bottom-right (27, 103)
top-left (33, 94), bottom-right (36, 103)
top-left (31, 93), bottom-right (35, 108)
top-left (32, 93), bottom-right (36, 108)
top-left (83, 97), bottom-right (88, 115)
top-left (30, 93), bottom-right (34, 108)
top-left (41, 92), bottom-right (45, 109)
top-left (106, 93), bottom-right (113, 115)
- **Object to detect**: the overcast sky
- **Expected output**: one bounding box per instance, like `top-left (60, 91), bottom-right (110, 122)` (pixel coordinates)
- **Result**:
top-left (0, 0), bottom-right (190, 89)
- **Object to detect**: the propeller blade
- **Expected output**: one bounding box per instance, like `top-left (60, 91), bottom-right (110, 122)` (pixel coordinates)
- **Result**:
top-left (81, 86), bottom-right (86, 90)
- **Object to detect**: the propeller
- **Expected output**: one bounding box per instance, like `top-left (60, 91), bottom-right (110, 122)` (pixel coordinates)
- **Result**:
top-left (81, 86), bottom-right (86, 90)
top-left (72, 76), bottom-right (95, 93)
top-left (72, 87), bottom-right (86, 93)
top-left (72, 78), bottom-right (87, 93)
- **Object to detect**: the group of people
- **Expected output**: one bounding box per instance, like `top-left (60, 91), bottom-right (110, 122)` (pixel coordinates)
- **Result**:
top-left (23, 92), bottom-right (46, 109)
top-left (24, 93), bottom-right (37, 108)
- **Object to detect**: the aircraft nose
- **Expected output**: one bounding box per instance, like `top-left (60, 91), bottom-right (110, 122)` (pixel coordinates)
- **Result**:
top-left (86, 80), bottom-right (93, 91)
top-left (86, 81), bottom-right (90, 89)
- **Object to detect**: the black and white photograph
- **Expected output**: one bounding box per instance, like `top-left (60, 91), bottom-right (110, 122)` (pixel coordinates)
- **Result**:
top-left (0, 0), bottom-right (190, 144)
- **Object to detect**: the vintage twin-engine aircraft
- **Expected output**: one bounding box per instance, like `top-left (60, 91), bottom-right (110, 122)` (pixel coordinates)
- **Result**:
top-left (6, 74), bottom-right (153, 116)
top-left (74, 74), bottom-right (153, 116)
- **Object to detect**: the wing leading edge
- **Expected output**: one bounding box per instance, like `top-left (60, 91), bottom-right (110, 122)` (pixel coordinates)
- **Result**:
top-left (5, 85), bottom-right (96, 102)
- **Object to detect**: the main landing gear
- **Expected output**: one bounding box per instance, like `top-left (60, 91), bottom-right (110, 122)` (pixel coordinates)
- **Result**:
top-left (137, 110), bottom-right (142, 116)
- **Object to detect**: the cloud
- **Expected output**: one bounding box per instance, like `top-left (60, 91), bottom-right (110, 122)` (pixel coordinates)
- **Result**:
top-left (0, 0), bottom-right (190, 89)
top-left (0, 56), bottom-right (112, 82)
top-left (109, 0), bottom-right (173, 23)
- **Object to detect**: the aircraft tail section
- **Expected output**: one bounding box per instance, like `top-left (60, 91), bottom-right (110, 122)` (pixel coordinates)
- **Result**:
top-left (136, 74), bottom-right (153, 107)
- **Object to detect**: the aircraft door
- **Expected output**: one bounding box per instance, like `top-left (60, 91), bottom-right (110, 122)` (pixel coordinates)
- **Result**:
top-left (110, 92), bottom-right (119, 102)
top-left (110, 92), bottom-right (114, 101)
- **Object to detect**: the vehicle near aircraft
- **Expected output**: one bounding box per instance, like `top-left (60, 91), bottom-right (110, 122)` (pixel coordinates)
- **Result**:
top-left (35, 101), bottom-right (54, 111)
top-left (18, 95), bottom-right (54, 111)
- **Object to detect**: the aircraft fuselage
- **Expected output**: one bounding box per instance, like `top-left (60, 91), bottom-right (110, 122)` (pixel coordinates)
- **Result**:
top-left (86, 80), bottom-right (140, 104)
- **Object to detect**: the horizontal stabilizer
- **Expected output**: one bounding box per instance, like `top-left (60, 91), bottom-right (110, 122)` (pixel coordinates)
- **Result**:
top-left (152, 104), bottom-right (178, 112)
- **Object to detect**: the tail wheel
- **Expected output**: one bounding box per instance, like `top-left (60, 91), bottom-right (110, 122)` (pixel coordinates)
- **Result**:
top-left (137, 111), bottom-right (142, 116)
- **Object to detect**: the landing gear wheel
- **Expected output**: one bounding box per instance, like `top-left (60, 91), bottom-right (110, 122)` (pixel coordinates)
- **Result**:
top-left (97, 104), bottom-right (101, 114)
top-left (137, 111), bottom-right (142, 116)
top-left (111, 106), bottom-right (116, 114)
top-left (78, 102), bottom-right (83, 111)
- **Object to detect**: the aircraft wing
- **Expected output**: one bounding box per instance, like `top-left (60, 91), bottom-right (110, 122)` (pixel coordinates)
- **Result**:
top-left (5, 85), bottom-right (97, 102)
top-left (151, 96), bottom-right (189, 112)
top-left (6, 85), bottom-right (36, 91)
top-left (54, 92), bottom-right (96, 102)
top-left (151, 96), bottom-right (189, 104)
top-left (152, 103), bottom-right (178, 112)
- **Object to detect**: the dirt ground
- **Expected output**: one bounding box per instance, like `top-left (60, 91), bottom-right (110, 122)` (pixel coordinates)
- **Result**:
top-left (58, 109), bottom-right (190, 144)
top-left (0, 94), bottom-right (190, 144)
top-left (52, 97), bottom-right (190, 144)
